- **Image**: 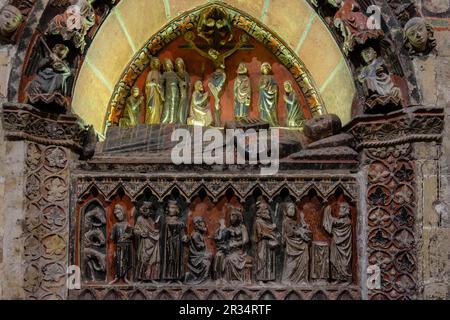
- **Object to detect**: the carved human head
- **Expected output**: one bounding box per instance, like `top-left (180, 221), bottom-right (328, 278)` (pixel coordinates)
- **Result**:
top-left (166, 199), bottom-right (180, 216)
top-left (0, 4), bottom-right (23, 37)
top-left (284, 80), bottom-right (293, 93)
top-left (256, 197), bottom-right (271, 219)
top-left (139, 201), bottom-right (153, 217)
top-left (261, 62), bottom-right (272, 75)
top-left (361, 47), bottom-right (378, 64)
top-left (175, 57), bottom-right (186, 72)
top-left (150, 57), bottom-right (161, 71)
top-left (404, 17), bottom-right (436, 55)
top-left (283, 201), bottom-right (297, 218)
top-left (194, 80), bottom-right (204, 92)
top-left (339, 202), bottom-right (350, 218)
top-left (193, 216), bottom-right (207, 233)
top-left (52, 44), bottom-right (69, 60)
top-left (114, 204), bottom-right (125, 222)
top-left (237, 62), bottom-right (248, 75)
top-left (163, 58), bottom-right (174, 72)
top-left (131, 86), bottom-right (140, 97)
top-left (229, 206), bottom-right (243, 226)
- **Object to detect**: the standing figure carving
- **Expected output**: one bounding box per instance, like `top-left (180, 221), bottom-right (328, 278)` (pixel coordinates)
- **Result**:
top-left (161, 199), bottom-right (188, 282)
top-left (234, 62), bottom-right (251, 120)
top-left (160, 59), bottom-right (181, 124)
top-left (358, 47), bottom-right (402, 113)
top-left (134, 201), bottom-right (161, 282)
top-left (185, 217), bottom-right (212, 284)
top-left (213, 218), bottom-right (228, 281)
top-left (110, 204), bottom-right (133, 284)
top-left (120, 86), bottom-right (143, 128)
top-left (253, 197), bottom-right (279, 283)
top-left (175, 58), bottom-right (191, 125)
top-left (188, 81), bottom-right (213, 127)
top-left (145, 57), bottom-right (164, 124)
top-left (281, 201), bottom-right (312, 284)
top-left (259, 62), bottom-right (279, 127)
top-left (209, 67), bottom-right (226, 127)
top-left (283, 81), bottom-right (306, 128)
top-left (323, 202), bottom-right (353, 283)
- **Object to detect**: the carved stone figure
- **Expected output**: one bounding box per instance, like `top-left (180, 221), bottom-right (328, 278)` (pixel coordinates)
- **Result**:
top-left (213, 218), bottom-right (228, 281)
top-left (82, 204), bottom-right (107, 281)
top-left (0, 4), bottom-right (23, 38)
top-left (184, 31), bottom-right (249, 70)
top-left (253, 197), bottom-right (279, 283)
top-left (323, 202), bottom-right (353, 283)
top-left (145, 57), bottom-right (164, 124)
top-left (234, 62), bottom-right (251, 120)
top-left (216, 206), bottom-right (250, 283)
top-left (188, 80), bottom-right (213, 127)
top-left (281, 202), bottom-right (312, 284)
top-left (404, 17), bottom-right (437, 56)
top-left (331, 0), bottom-right (384, 55)
top-left (209, 68), bottom-right (226, 126)
top-left (283, 80), bottom-right (306, 127)
top-left (185, 217), bottom-right (212, 284)
top-left (25, 44), bottom-right (72, 109)
top-left (110, 204), bottom-right (133, 284)
top-left (160, 59), bottom-right (181, 124)
top-left (259, 62), bottom-right (279, 127)
top-left (161, 199), bottom-right (188, 282)
top-left (175, 58), bottom-right (191, 125)
top-left (46, 0), bottom-right (96, 52)
top-left (358, 47), bottom-right (403, 113)
top-left (120, 86), bottom-right (143, 128)
top-left (134, 201), bottom-right (161, 282)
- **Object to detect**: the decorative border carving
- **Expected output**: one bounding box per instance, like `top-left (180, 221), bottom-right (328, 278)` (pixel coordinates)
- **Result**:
top-left (23, 142), bottom-right (70, 300)
top-left (1, 103), bottom-right (88, 152)
top-left (74, 176), bottom-right (359, 203)
top-left (69, 285), bottom-right (361, 300)
top-left (106, 2), bottom-right (326, 131)
top-left (365, 143), bottom-right (417, 300)
top-left (347, 106), bottom-right (444, 149)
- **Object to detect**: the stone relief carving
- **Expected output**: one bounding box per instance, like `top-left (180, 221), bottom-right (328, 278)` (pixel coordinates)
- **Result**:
top-left (323, 203), bottom-right (353, 284)
top-left (358, 47), bottom-right (403, 113)
top-left (161, 199), bottom-right (188, 282)
top-left (403, 17), bottom-right (437, 56)
top-left (110, 204), bottom-right (133, 284)
top-left (281, 201), bottom-right (311, 284)
top-left (82, 202), bottom-right (107, 282)
top-left (185, 217), bottom-right (213, 284)
top-left (254, 197), bottom-right (279, 283)
top-left (0, 4), bottom-right (23, 39)
top-left (134, 201), bottom-right (161, 282)
top-left (24, 43), bottom-right (72, 110)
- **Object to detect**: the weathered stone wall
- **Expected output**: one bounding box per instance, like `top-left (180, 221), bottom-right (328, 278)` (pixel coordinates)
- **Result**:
top-left (412, 0), bottom-right (450, 300)
top-left (0, 43), bottom-right (17, 299)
